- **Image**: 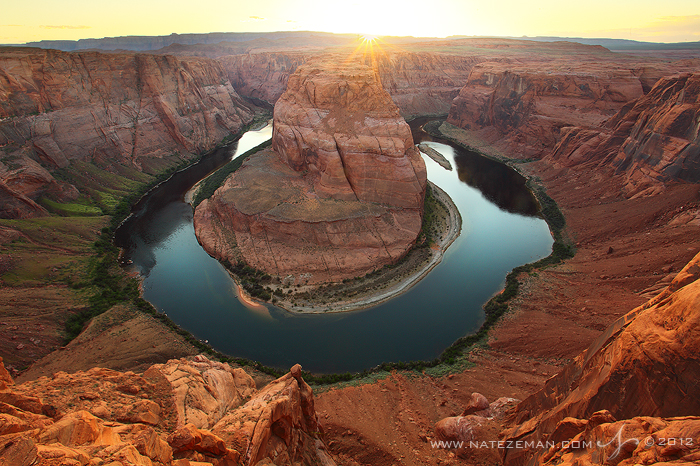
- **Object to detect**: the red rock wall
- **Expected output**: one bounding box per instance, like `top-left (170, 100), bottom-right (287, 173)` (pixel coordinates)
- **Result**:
top-left (195, 58), bottom-right (426, 284)
top-left (194, 152), bottom-right (424, 284)
top-left (272, 57), bottom-right (427, 208)
top-left (221, 52), bottom-right (310, 105)
top-left (0, 48), bottom-right (254, 217)
top-left (500, 251), bottom-right (700, 465)
top-left (446, 63), bottom-right (644, 159)
top-left (222, 50), bottom-right (479, 117)
top-left (550, 73), bottom-right (700, 196)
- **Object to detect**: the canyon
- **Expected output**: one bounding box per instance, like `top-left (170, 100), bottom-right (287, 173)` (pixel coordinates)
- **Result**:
top-left (0, 48), bottom-right (254, 218)
top-left (1, 33), bottom-right (700, 466)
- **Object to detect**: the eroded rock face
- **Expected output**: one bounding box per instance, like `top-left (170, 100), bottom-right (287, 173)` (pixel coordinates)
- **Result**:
top-left (272, 57), bottom-right (426, 207)
top-left (195, 58), bottom-right (426, 284)
top-left (0, 356), bottom-right (334, 466)
top-left (222, 52), bottom-right (310, 105)
top-left (146, 354), bottom-right (256, 429)
top-left (500, 251), bottom-right (700, 466)
top-left (0, 47), bottom-right (254, 218)
top-left (212, 364), bottom-right (335, 466)
top-left (222, 50), bottom-right (479, 118)
top-left (446, 63), bottom-right (644, 159)
top-left (550, 73), bottom-right (700, 197)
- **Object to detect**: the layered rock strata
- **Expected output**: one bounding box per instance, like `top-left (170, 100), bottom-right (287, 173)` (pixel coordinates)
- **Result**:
top-left (0, 48), bottom-right (254, 218)
top-left (195, 58), bottom-right (426, 284)
top-left (222, 50), bottom-right (479, 117)
top-left (446, 63), bottom-right (645, 159)
top-left (0, 355), bottom-right (335, 466)
top-left (550, 72), bottom-right (700, 196)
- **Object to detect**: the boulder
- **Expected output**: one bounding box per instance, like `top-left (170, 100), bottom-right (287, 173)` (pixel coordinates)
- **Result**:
top-left (462, 392), bottom-right (490, 416)
top-left (434, 415), bottom-right (501, 463)
top-left (212, 364), bottom-right (335, 466)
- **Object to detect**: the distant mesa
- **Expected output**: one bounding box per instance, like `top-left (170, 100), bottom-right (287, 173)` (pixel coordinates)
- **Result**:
top-left (194, 57), bottom-right (427, 285)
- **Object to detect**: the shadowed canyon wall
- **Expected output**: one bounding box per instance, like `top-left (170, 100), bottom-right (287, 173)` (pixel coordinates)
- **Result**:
top-left (549, 72), bottom-right (700, 197)
top-left (0, 48), bottom-right (254, 218)
top-left (446, 62), bottom-right (645, 159)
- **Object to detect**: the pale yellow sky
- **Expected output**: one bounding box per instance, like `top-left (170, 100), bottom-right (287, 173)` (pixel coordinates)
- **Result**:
top-left (2, 0), bottom-right (699, 44)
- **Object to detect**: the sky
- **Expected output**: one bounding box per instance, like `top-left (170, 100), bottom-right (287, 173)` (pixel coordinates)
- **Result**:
top-left (2, 0), bottom-right (699, 44)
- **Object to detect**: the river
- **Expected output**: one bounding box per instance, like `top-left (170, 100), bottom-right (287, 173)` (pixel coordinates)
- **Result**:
top-left (114, 119), bottom-right (553, 373)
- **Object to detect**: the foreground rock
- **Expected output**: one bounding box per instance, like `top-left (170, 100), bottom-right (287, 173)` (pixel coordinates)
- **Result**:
top-left (195, 57), bottom-right (426, 284)
top-left (0, 47), bottom-right (254, 218)
top-left (497, 251), bottom-right (700, 465)
top-left (0, 355), bottom-right (335, 465)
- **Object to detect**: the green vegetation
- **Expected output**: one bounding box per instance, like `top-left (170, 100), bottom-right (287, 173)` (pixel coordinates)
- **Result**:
top-left (54, 114), bottom-right (275, 342)
top-left (221, 259), bottom-right (273, 301)
top-left (418, 184), bottom-right (441, 246)
top-left (0, 216), bottom-right (103, 287)
top-left (39, 196), bottom-right (103, 217)
top-left (191, 139), bottom-right (272, 207)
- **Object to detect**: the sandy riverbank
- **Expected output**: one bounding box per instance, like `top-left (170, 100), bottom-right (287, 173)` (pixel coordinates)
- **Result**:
top-left (261, 181), bottom-right (462, 313)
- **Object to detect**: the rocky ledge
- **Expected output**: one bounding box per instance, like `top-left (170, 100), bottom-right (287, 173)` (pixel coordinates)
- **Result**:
top-left (194, 57), bottom-right (427, 285)
top-left (0, 355), bottom-right (335, 466)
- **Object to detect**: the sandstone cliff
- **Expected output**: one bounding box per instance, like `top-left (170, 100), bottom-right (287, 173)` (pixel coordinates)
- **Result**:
top-left (221, 52), bottom-right (311, 106)
top-left (446, 62), bottom-right (645, 159)
top-left (0, 355), bottom-right (335, 466)
top-left (0, 47), bottom-right (254, 218)
top-left (550, 72), bottom-right (700, 197)
top-left (195, 57), bottom-right (426, 284)
top-left (496, 251), bottom-right (700, 465)
top-left (221, 50), bottom-right (478, 118)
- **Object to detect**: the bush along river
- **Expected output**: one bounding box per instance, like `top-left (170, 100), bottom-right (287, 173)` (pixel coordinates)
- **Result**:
top-left (114, 119), bottom-right (553, 374)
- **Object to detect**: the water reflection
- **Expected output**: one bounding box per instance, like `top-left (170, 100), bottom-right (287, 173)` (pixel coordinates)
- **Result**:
top-left (411, 119), bottom-right (539, 216)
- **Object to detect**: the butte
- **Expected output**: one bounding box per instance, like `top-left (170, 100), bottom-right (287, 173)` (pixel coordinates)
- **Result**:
top-left (194, 57), bottom-right (427, 285)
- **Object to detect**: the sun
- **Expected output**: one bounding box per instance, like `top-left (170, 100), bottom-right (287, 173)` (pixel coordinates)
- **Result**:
top-left (360, 34), bottom-right (379, 43)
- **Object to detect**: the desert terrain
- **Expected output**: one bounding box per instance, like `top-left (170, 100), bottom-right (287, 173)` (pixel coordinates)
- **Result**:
top-left (1, 33), bottom-right (699, 465)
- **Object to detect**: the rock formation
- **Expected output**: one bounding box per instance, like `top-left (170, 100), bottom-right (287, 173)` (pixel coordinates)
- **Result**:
top-left (550, 72), bottom-right (700, 197)
top-left (497, 251), bottom-right (700, 465)
top-left (0, 47), bottom-right (254, 218)
top-left (222, 50), bottom-right (479, 117)
top-left (221, 52), bottom-right (311, 105)
top-left (446, 62), bottom-right (645, 159)
top-left (0, 354), bottom-right (335, 466)
top-left (195, 57), bottom-right (426, 284)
